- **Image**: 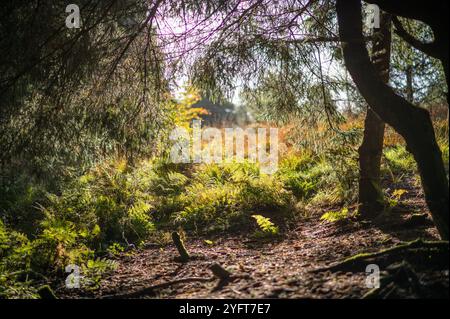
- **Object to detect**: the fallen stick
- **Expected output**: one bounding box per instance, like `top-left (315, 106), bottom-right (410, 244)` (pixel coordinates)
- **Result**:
top-left (172, 231), bottom-right (190, 262)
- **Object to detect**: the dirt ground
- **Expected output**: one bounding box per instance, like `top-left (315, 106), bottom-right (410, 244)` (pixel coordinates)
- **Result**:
top-left (58, 183), bottom-right (448, 299)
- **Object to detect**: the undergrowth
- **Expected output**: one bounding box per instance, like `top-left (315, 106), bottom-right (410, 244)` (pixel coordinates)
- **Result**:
top-left (1, 117), bottom-right (447, 298)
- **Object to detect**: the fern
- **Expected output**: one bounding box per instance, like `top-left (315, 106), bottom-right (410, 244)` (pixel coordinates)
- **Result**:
top-left (251, 215), bottom-right (279, 238)
top-left (320, 207), bottom-right (357, 223)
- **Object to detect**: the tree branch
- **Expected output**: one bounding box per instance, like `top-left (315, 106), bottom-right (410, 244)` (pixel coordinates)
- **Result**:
top-left (336, 0), bottom-right (449, 240)
top-left (392, 16), bottom-right (439, 59)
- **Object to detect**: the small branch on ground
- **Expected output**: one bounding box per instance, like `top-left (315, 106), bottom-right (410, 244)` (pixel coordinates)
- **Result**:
top-left (172, 231), bottom-right (190, 262)
top-left (209, 263), bottom-right (232, 281)
top-left (209, 263), bottom-right (233, 292)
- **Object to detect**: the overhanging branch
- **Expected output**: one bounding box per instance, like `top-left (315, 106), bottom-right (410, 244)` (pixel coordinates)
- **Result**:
top-left (392, 16), bottom-right (439, 59)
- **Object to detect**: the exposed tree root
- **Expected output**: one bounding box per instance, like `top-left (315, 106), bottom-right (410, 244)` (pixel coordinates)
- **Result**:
top-left (363, 261), bottom-right (449, 299)
top-left (38, 285), bottom-right (57, 299)
top-left (312, 239), bottom-right (449, 273)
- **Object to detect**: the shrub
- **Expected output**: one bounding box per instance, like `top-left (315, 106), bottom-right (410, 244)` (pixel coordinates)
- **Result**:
top-left (0, 175), bottom-right (47, 236)
top-left (383, 146), bottom-right (417, 175)
top-left (43, 159), bottom-right (156, 247)
top-left (387, 188), bottom-right (408, 208)
top-left (0, 208), bottom-right (116, 298)
top-left (173, 161), bottom-right (295, 233)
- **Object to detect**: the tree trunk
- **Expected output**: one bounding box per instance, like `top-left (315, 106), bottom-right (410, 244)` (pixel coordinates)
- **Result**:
top-left (406, 65), bottom-right (414, 102)
top-left (336, 0), bottom-right (449, 240)
top-left (358, 12), bottom-right (392, 217)
top-left (358, 110), bottom-right (386, 215)
top-left (365, 0), bottom-right (449, 105)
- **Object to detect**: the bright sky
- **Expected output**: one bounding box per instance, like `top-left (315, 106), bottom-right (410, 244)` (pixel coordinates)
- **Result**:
top-left (155, 2), bottom-right (351, 110)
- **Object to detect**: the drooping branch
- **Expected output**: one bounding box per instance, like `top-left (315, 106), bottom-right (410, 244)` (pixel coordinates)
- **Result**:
top-left (283, 35), bottom-right (375, 45)
top-left (106, 0), bottom-right (163, 80)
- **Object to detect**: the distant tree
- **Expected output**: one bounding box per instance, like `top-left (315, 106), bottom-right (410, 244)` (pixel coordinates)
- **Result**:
top-left (390, 19), bottom-right (447, 106)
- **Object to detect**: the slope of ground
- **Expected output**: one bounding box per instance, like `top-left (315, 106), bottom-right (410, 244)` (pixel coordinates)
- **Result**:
top-left (58, 185), bottom-right (448, 299)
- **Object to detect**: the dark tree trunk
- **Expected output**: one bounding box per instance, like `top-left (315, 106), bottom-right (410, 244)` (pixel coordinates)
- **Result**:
top-left (336, 0), bottom-right (449, 239)
top-left (358, 12), bottom-right (392, 217)
top-left (358, 110), bottom-right (386, 215)
top-left (406, 65), bottom-right (414, 102)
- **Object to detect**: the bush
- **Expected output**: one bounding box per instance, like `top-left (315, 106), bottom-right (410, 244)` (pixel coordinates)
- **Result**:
top-left (43, 159), bottom-right (156, 247)
top-left (173, 161), bottom-right (295, 233)
top-left (0, 200), bottom-right (116, 298)
top-left (0, 174), bottom-right (47, 236)
top-left (0, 221), bottom-right (40, 298)
top-left (276, 152), bottom-right (319, 200)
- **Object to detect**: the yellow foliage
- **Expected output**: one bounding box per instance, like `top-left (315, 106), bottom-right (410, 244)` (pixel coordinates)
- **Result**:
top-left (172, 86), bottom-right (209, 128)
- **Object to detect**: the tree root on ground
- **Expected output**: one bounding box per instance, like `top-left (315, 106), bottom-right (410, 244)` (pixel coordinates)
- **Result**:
top-left (103, 276), bottom-right (215, 298)
top-left (312, 238), bottom-right (449, 273)
top-left (311, 238), bottom-right (449, 299)
top-left (362, 261), bottom-right (449, 299)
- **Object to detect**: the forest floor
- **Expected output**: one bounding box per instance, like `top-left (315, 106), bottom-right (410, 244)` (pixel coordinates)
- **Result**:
top-left (59, 181), bottom-right (448, 299)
